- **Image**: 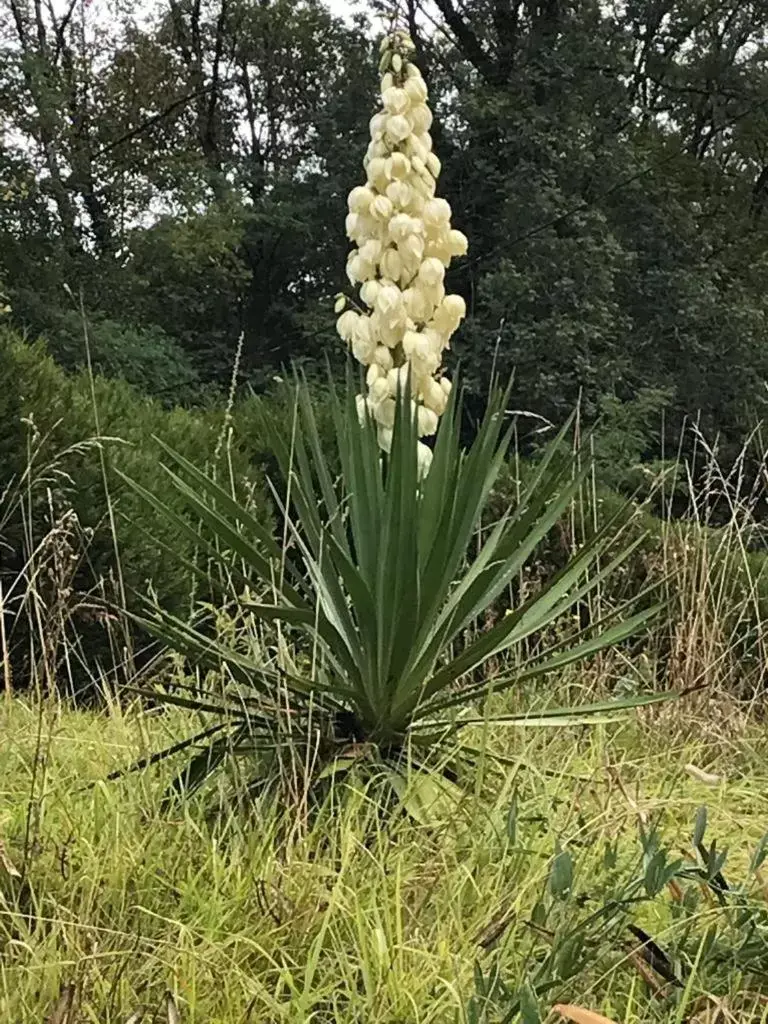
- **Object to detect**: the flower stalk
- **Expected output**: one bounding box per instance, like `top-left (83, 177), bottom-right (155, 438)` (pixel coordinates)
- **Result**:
top-left (336, 30), bottom-right (468, 475)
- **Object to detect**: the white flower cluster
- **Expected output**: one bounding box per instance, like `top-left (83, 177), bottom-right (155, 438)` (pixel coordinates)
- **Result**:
top-left (336, 30), bottom-right (468, 476)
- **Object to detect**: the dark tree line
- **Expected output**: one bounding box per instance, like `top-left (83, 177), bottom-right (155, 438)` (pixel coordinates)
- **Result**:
top-left (3, 0), bottom-right (768, 480)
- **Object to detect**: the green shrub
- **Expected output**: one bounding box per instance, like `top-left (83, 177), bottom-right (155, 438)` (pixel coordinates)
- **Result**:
top-left (1, 329), bottom-right (275, 691)
top-left (34, 307), bottom-right (202, 405)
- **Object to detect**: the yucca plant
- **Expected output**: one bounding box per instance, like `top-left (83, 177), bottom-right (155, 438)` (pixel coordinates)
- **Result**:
top-left (119, 375), bottom-right (663, 798)
top-left (115, 29), bottom-right (666, 800)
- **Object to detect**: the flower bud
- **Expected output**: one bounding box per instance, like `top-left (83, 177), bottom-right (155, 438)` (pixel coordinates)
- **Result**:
top-left (408, 136), bottom-right (428, 165)
top-left (413, 173), bottom-right (436, 201)
top-left (426, 152), bottom-right (441, 178)
top-left (366, 363), bottom-right (383, 386)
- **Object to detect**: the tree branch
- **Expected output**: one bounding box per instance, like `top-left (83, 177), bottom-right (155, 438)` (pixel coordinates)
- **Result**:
top-left (94, 86), bottom-right (213, 159)
top-left (431, 0), bottom-right (501, 85)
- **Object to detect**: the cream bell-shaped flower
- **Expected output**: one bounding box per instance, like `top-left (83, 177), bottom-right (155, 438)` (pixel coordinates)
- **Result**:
top-left (418, 257), bottom-right (445, 288)
top-left (348, 185), bottom-right (375, 213)
top-left (382, 87), bottom-right (409, 114)
top-left (375, 397), bottom-right (396, 429)
top-left (422, 377), bottom-right (448, 416)
top-left (386, 152), bottom-right (410, 179)
top-left (404, 75), bottom-right (428, 104)
top-left (339, 32), bottom-right (468, 471)
top-left (336, 309), bottom-right (360, 340)
top-left (417, 405), bottom-right (439, 438)
top-left (360, 280), bottom-right (380, 307)
top-left (416, 441), bottom-right (433, 476)
top-left (386, 114), bottom-right (412, 144)
top-left (448, 229), bottom-right (469, 256)
top-left (373, 345), bottom-right (394, 371)
top-left (377, 426), bottom-right (394, 453)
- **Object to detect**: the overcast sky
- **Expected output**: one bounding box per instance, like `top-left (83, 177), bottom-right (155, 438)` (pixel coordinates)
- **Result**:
top-left (327, 0), bottom-right (357, 22)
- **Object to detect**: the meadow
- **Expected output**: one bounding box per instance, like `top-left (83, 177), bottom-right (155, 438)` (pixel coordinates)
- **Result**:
top-left (1, 672), bottom-right (767, 1022)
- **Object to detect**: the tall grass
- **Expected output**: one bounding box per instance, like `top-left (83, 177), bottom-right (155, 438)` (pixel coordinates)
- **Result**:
top-left (0, 418), bottom-right (129, 701)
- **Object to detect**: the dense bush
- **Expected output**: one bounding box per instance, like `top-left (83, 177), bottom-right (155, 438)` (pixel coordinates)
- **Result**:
top-left (0, 329), bottom-right (281, 690)
top-left (10, 299), bottom-right (203, 405)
